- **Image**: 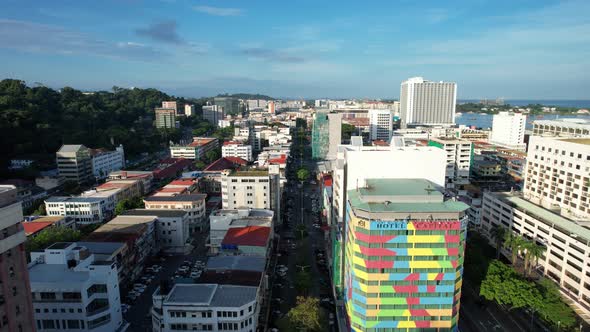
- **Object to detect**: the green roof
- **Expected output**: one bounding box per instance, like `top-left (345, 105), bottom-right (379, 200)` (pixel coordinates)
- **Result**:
top-left (494, 193), bottom-right (590, 241)
top-left (348, 179), bottom-right (469, 214)
top-left (229, 170), bottom-right (269, 177)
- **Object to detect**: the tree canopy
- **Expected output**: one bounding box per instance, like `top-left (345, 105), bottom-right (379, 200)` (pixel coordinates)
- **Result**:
top-left (0, 79), bottom-right (197, 169)
top-left (114, 196), bottom-right (145, 215)
top-left (297, 168), bottom-right (310, 182)
top-left (25, 226), bottom-right (81, 253)
top-left (286, 296), bottom-right (323, 331)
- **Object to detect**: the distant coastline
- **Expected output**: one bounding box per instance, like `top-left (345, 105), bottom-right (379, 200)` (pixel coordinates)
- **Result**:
top-left (458, 99), bottom-right (590, 108)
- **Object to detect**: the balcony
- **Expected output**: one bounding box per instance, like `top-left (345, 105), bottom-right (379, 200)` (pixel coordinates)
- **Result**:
top-left (86, 304), bottom-right (110, 317)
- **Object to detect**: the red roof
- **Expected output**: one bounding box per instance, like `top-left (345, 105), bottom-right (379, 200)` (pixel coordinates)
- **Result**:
top-left (268, 154), bottom-right (287, 165)
top-left (223, 141), bottom-right (241, 146)
top-left (168, 180), bottom-right (196, 186)
top-left (221, 226), bottom-right (271, 247)
top-left (372, 140), bottom-right (389, 146)
top-left (204, 157), bottom-right (247, 172)
top-left (23, 222), bottom-right (54, 236)
top-left (156, 187), bottom-right (187, 193)
top-left (189, 138), bottom-right (217, 147)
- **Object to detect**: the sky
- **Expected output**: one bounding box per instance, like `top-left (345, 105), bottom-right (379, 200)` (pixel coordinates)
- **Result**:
top-left (1, 0), bottom-right (589, 99)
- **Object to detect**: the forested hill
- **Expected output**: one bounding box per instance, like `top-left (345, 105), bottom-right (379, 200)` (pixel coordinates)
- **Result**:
top-left (0, 79), bottom-right (191, 167)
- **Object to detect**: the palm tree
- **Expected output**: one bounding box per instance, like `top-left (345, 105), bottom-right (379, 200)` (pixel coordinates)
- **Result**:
top-left (504, 233), bottom-right (526, 266)
top-left (490, 226), bottom-right (507, 259)
top-left (525, 241), bottom-right (546, 278)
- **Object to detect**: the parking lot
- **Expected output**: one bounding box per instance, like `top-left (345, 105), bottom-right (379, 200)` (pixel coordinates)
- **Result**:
top-left (123, 231), bottom-right (210, 331)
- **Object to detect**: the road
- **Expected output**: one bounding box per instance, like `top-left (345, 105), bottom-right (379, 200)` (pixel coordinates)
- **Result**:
top-left (268, 132), bottom-right (336, 330)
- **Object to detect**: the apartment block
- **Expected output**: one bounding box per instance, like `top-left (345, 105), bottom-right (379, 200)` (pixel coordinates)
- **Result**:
top-left (28, 242), bottom-right (124, 332)
top-left (311, 111), bottom-right (342, 160)
top-left (427, 138), bottom-right (473, 192)
top-left (400, 77), bottom-right (456, 128)
top-left (170, 137), bottom-right (219, 160)
top-left (221, 170), bottom-right (271, 210)
top-left (0, 185), bottom-right (36, 332)
top-left (124, 209), bottom-right (190, 254)
top-left (523, 136), bottom-right (590, 221)
top-left (90, 145), bottom-right (125, 180)
top-left (532, 119), bottom-right (590, 137)
top-left (144, 194), bottom-right (207, 232)
top-left (481, 192), bottom-right (590, 314)
top-left (214, 97), bottom-right (241, 115)
top-left (490, 112), bottom-right (526, 150)
top-left (162, 101), bottom-right (178, 112)
top-left (341, 179), bottom-right (469, 331)
top-left (184, 104), bottom-right (195, 116)
top-left (155, 108), bottom-right (177, 129)
top-left (152, 284), bottom-right (259, 332)
top-left (222, 142), bottom-right (253, 162)
top-left (56, 145), bottom-right (93, 185)
top-left (203, 105), bottom-right (225, 126)
top-left (368, 109), bottom-right (394, 141)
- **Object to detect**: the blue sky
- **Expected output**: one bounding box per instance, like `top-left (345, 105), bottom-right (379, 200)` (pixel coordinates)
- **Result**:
top-left (1, 0), bottom-right (589, 99)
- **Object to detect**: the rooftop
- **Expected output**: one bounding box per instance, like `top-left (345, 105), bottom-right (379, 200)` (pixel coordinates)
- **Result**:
top-left (75, 241), bottom-right (125, 255)
top-left (123, 209), bottom-right (187, 218)
top-left (189, 137), bottom-right (218, 147)
top-left (221, 226), bottom-right (271, 247)
top-left (206, 256), bottom-right (266, 272)
top-left (559, 138), bottom-right (590, 146)
top-left (144, 194), bottom-right (207, 202)
top-left (57, 144), bottom-right (85, 153)
top-left (228, 170), bottom-right (269, 177)
top-left (165, 284), bottom-right (257, 307)
top-left (23, 222), bottom-right (54, 236)
top-left (29, 264), bottom-right (90, 291)
top-left (28, 216), bottom-right (66, 223)
top-left (490, 192), bottom-right (590, 241)
top-left (348, 179), bottom-right (469, 214)
top-left (198, 270), bottom-right (262, 287)
top-left (204, 157), bottom-right (248, 172)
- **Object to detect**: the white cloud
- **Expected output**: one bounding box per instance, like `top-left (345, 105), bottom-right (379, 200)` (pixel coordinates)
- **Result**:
top-left (193, 5), bottom-right (243, 17)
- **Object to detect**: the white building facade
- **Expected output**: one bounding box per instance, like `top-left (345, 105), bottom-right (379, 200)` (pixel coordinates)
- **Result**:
top-left (222, 143), bottom-right (253, 162)
top-left (152, 284), bottom-right (259, 332)
top-left (124, 209), bottom-right (191, 254)
top-left (368, 109), bottom-right (394, 141)
top-left (29, 242), bottom-right (124, 332)
top-left (203, 105), bottom-right (225, 126)
top-left (45, 197), bottom-right (112, 224)
top-left (143, 194), bottom-right (207, 232)
top-left (523, 136), bottom-right (590, 221)
top-left (490, 112), bottom-right (526, 150)
top-left (428, 137), bottom-right (473, 192)
top-left (221, 171), bottom-right (271, 210)
top-left (91, 145), bottom-right (125, 180)
top-left (400, 76), bottom-right (456, 128)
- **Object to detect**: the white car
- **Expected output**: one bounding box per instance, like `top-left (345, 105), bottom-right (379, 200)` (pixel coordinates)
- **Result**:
top-left (190, 271), bottom-right (201, 278)
top-left (178, 266), bottom-right (189, 273)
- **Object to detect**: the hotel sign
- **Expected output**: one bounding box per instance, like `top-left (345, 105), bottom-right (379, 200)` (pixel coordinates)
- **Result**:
top-left (373, 221), bottom-right (408, 230)
top-left (413, 221), bottom-right (460, 230)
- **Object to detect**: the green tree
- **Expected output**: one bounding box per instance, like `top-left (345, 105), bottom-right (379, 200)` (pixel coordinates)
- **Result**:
top-left (205, 149), bottom-right (220, 163)
top-left (523, 241), bottom-right (546, 278)
top-left (26, 226), bottom-right (81, 253)
top-left (480, 260), bottom-right (542, 310)
top-left (537, 279), bottom-right (576, 328)
top-left (114, 196), bottom-right (144, 215)
top-left (504, 233), bottom-right (526, 265)
top-left (490, 226), bottom-right (506, 259)
top-left (297, 168), bottom-right (310, 182)
top-left (295, 270), bottom-right (312, 295)
top-left (341, 123), bottom-right (356, 140)
top-left (194, 160), bottom-right (207, 170)
top-left (286, 296), bottom-right (322, 331)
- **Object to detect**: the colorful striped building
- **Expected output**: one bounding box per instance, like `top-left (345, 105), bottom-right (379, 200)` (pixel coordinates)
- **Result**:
top-left (341, 179), bottom-right (469, 332)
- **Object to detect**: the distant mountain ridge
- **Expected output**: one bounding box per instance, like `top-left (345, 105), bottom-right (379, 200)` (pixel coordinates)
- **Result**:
top-left (217, 93), bottom-right (274, 100)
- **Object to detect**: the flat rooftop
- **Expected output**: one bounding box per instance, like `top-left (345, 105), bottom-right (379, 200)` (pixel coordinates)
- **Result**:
top-left (228, 170), bottom-right (269, 177)
top-left (206, 256), bottom-right (266, 272)
top-left (348, 179), bottom-right (469, 214)
top-left (559, 138), bottom-right (590, 146)
top-left (29, 264), bottom-right (89, 291)
top-left (165, 284), bottom-right (257, 307)
top-left (491, 192), bottom-right (590, 241)
top-left (123, 209), bottom-right (187, 218)
top-left (144, 194), bottom-right (207, 202)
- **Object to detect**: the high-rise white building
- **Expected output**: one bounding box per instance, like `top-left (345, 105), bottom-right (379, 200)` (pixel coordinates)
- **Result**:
top-left (221, 170), bottom-right (271, 210)
top-left (400, 77), bottom-right (456, 128)
top-left (368, 109), bottom-right (394, 141)
top-left (490, 112), bottom-right (526, 150)
top-left (222, 142), bottom-right (253, 162)
top-left (331, 143), bottom-right (446, 225)
top-left (532, 119), bottom-right (590, 137)
top-left (29, 242), bottom-right (124, 332)
top-left (523, 136), bottom-right (590, 221)
top-left (203, 105), bottom-right (225, 126)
